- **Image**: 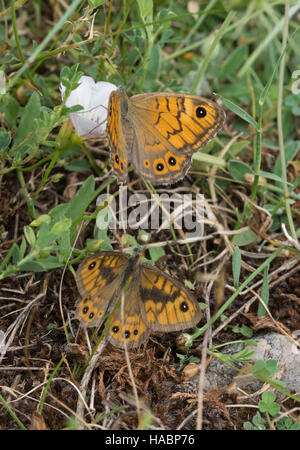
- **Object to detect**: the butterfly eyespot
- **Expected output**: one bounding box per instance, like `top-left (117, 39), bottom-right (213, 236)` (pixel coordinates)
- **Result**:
top-left (88, 261), bottom-right (96, 270)
top-left (180, 301), bottom-right (189, 312)
top-left (144, 159), bottom-right (150, 168)
top-left (82, 306), bottom-right (89, 314)
top-left (112, 325), bottom-right (119, 334)
top-left (115, 155), bottom-right (119, 165)
top-left (89, 312), bottom-right (95, 319)
top-left (124, 330), bottom-right (130, 339)
top-left (168, 156), bottom-right (176, 166)
top-left (133, 329), bottom-right (139, 335)
top-left (120, 162), bottom-right (124, 171)
top-left (195, 106), bottom-right (207, 118)
top-left (156, 162), bottom-right (164, 172)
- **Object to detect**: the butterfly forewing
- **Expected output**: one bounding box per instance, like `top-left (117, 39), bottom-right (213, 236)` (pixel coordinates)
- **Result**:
top-left (128, 93), bottom-right (224, 184)
top-left (75, 252), bottom-right (131, 328)
top-left (131, 93), bottom-right (225, 153)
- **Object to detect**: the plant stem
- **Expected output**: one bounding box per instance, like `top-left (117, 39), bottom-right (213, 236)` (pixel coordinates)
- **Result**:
top-left (17, 169), bottom-right (37, 218)
top-left (0, 392), bottom-right (26, 430)
top-left (277, 0), bottom-right (297, 240)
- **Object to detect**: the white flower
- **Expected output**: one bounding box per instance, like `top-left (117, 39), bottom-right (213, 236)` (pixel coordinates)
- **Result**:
top-left (60, 76), bottom-right (117, 138)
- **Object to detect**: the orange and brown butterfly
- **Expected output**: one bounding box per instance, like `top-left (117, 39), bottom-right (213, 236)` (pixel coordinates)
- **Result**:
top-left (75, 249), bottom-right (202, 349)
top-left (106, 86), bottom-right (225, 185)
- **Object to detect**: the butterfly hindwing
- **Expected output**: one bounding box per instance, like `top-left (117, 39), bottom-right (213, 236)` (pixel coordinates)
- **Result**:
top-left (107, 278), bottom-right (150, 349)
top-left (139, 262), bottom-right (202, 332)
top-left (130, 124), bottom-right (192, 185)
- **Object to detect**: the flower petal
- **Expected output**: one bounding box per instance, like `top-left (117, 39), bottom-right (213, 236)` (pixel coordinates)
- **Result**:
top-left (61, 76), bottom-right (117, 138)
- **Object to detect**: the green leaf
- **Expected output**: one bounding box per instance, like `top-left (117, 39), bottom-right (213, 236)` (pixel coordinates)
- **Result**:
top-left (19, 257), bottom-right (64, 271)
top-left (50, 175), bottom-right (95, 228)
top-left (277, 417), bottom-right (300, 430)
top-left (148, 246), bottom-right (165, 263)
top-left (13, 243), bottom-right (20, 265)
top-left (4, 94), bottom-right (20, 129)
top-left (18, 261), bottom-right (45, 271)
top-left (260, 391), bottom-right (275, 404)
top-left (50, 218), bottom-right (72, 235)
top-left (192, 152), bottom-right (226, 166)
top-left (86, 239), bottom-right (104, 253)
top-left (36, 224), bottom-right (56, 249)
top-left (232, 246), bottom-right (241, 288)
top-left (244, 412), bottom-right (266, 430)
top-left (137, 0), bottom-right (153, 23)
top-left (88, 0), bottom-right (106, 8)
top-left (219, 46), bottom-right (248, 81)
top-left (59, 230), bottom-right (71, 259)
top-left (259, 392), bottom-right (280, 417)
top-left (0, 127), bottom-right (11, 152)
top-left (219, 96), bottom-right (258, 130)
top-left (60, 64), bottom-right (83, 96)
top-left (257, 265), bottom-right (269, 316)
top-left (227, 140), bottom-right (251, 158)
top-left (30, 215), bottom-right (51, 227)
top-left (259, 170), bottom-right (293, 186)
top-left (232, 324), bottom-right (253, 338)
top-left (145, 44), bottom-right (161, 83)
top-left (289, 420), bottom-right (300, 430)
top-left (95, 228), bottom-right (113, 250)
top-left (19, 237), bottom-right (27, 259)
top-left (274, 141), bottom-right (300, 183)
top-left (252, 412), bottom-right (266, 430)
top-left (252, 359), bottom-right (278, 378)
top-left (243, 421), bottom-right (255, 430)
top-left (184, 279), bottom-right (195, 291)
top-left (24, 226), bottom-right (36, 248)
top-left (228, 160), bottom-right (254, 182)
top-left (121, 235), bottom-right (138, 250)
top-left (232, 229), bottom-right (258, 246)
top-left (156, 9), bottom-right (175, 32)
top-left (64, 159), bottom-right (92, 172)
top-left (14, 92), bottom-right (41, 148)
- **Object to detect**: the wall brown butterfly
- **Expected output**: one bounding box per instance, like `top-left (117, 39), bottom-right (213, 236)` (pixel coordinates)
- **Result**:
top-left (106, 87), bottom-right (225, 185)
top-left (75, 250), bottom-right (202, 349)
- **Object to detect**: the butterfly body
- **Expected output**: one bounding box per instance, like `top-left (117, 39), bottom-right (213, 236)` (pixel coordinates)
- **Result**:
top-left (107, 87), bottom-right (225, 185)
top-left (76, 250), bottom-right (202, 348)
